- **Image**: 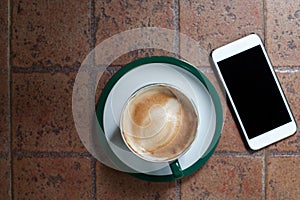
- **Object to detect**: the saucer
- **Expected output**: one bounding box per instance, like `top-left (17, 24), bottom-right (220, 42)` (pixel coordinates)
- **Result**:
top-left (96, 56), bottom-right (223, 181)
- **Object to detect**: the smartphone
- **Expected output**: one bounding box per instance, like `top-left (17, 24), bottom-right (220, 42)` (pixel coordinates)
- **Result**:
top-left (211, 33), bottom-right (297, 150)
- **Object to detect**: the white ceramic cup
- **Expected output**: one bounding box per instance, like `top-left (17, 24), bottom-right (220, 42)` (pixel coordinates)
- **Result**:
top-left (120, 83), bottom-right (199, 178)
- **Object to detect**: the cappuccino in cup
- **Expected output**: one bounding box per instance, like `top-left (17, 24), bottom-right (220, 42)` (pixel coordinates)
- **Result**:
top-left (120, 84), bottom-right (198, 162)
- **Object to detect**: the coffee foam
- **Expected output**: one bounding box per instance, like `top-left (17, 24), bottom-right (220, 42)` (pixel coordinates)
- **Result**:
top-left (121, 85), bottom-right (198, 162)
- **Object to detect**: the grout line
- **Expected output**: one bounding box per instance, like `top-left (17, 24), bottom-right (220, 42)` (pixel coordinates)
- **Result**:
top-left (173, 2), bottom-right (181, 200)
top-left (12, 149), bottom-right (300, 158)
top-left (175, 179), bottom-right (181, 200)
top-left (214, 150), bottom-right (300, 157)
top-left (13, 151), bottom-right (92, 158)
top-left (262, 149), bottom-right (267, 200)
top-left (90, 157), bottom-right (96, 200)
top-left (262, 0), bottom-right (267, 45)
top-left (89, 0), bottom-right (96, 52)
top-left (214, 151), bottom-right (264, 158)
top-left (198, 67), bottom-right (214, 73)
top-left (7, 0), bottom-right (13, 199)
top-left (89, 2), bottom-right (97, 200)
top-left (172, 0), bottom-right (180, 58)
top-left (10, 63), bottom-right (81, 74)
top-left (10, 64), bottom-right (300, 74)
top-left (274, 66), bottom-right (300, 73)
top-left (267, 150), bottom-right (300, 157)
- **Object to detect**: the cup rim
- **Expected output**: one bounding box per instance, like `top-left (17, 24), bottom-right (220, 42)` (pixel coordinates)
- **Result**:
top-left (119, 83), bottom-right (199, 163)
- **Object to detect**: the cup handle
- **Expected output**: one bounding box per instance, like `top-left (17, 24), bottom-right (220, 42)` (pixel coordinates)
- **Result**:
top-left (170, 160), bottom-right (184, 179)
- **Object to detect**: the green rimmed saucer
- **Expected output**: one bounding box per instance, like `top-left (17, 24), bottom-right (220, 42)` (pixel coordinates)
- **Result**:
top-left (96, 56), bottom-right (223, 182)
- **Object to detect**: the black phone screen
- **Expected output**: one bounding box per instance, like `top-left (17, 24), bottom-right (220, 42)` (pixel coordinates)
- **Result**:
top-left (217, 45), bottom-right (292, 139)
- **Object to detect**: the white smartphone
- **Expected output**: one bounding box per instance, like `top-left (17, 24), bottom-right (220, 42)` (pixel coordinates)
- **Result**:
top-left (211, 33), bottom-right (297, 150)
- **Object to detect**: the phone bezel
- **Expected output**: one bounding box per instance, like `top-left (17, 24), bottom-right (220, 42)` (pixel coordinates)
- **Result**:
top-left (211, 34), bottom-right (297, 150)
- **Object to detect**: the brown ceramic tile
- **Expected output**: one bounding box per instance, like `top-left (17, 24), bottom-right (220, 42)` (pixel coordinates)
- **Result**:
top-left (201, 71), bottom-right (251, 153)
top-left (96, 162), bottom-right (177, 199)
top-left (0, 0), bottom-right (8, 71)
top-left (11, 72), bottom-right (86, 152)
top-left (95, 66), bottom-right (121, 105)
top-left (0, 74), bottom-right (8, 152)
top-left (181, 155), bottom-right (263, 199)
top-left (180, 0), bottom-right (264, 67)
top-left (216, 111), bottom-right (250, 153)
top-left (13, 156), bottom-right (91, 199)
top-left (0, 156), bottom-right (9, 199)
top-left (265, 0), bottom-right (300, 66)
top-left (95, 0), bottom-right (176, 42)
top-left (266, 156), bottom-right (300, 199)
top-left (267, 72), bottom-right (300, 152)
top-left (111, 49), bottom-right (176, 68)
top-left (95, 0), bottom-right (177, 66)
top-left (11, 0), bottom-right (90, 68)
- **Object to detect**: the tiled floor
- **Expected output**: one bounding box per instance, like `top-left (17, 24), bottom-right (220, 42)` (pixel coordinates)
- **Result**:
top-left (1, 0), bottom-right (299, 199)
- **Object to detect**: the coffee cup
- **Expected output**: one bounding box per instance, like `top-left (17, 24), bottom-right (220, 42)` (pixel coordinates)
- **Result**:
top-left (120, 83), bottom-right (198, 178)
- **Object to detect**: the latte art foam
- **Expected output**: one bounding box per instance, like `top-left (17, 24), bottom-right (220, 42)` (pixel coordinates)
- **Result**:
top-left (121, 85), bottom-right (198, 162)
